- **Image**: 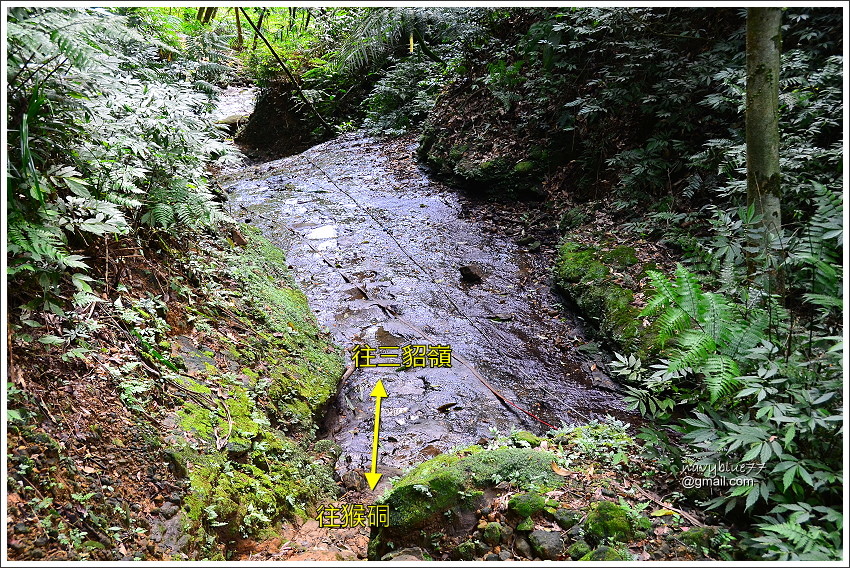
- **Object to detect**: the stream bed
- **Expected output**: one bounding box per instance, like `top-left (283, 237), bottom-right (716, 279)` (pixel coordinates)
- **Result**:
top-left (218, 132), bottom-right (634, 482)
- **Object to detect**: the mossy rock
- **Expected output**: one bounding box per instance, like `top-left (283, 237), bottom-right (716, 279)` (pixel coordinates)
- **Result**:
top-left (453, 540), bottom-right (477, 560)
top-left (369, 447), bottom-right (563, 559)
top-left (676, 526), bottom-right (716, 549)
top-left (553, 241), bottom-right (655, 356)
top-left (579, 545), bottom-right (632, 561)
top-left (603, 245), bottom-right (640, 268)
top-left (508, 492), bottom-right (547, 518)
top-left (584, 501), bottom-right (634, 544)
top-left (567, 540), bottom-right (592, 560)
top-left (554, 508), bottom-right (581, 531)
top-left (510, 430), bottom-right (543, 447)
top-left (167, 231), bottom-right (343, 549)
top-left (483, 522), bottom-right (503, 546)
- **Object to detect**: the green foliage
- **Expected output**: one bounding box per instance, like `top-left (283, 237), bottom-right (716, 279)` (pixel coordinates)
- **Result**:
top-left (362, 56), bottom-right (443, 136)
top-left (635, 259), bottom-right (841, 559)
top-left (7, 7), bottom-right (235, 297)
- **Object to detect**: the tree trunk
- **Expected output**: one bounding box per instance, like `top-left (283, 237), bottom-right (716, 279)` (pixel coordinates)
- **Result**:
top-left (234, 7), bottom-right (243, 51)
top-left (252, 8), bottom-right (266, 51)
top-left (745, 7), bottom-right (782, 286)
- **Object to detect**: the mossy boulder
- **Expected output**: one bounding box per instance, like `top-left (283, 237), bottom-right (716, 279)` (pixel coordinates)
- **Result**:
top-left (508, 492), bottom-right (547, 518)
top-left (483, 522), bottom-right (503, 546)
top-left (418, 122), bottom-right (547, 200)
top-left (369, 447), bottom-right (563, 559)
top-left (454, 540), bottom-right (477, 560)
top-left (528, 529), bottom-right (566, 560)
top-left (579, 546), bottom-right (632, 561)
top-left (584, 501), bottom-right (635, 544)
top-left (676, 526), bottom-right (717, 550)
top-left (554, 241), bottom-right (655, 356)
top-left (554, 508), bottom-right (581, 531)
top-left (167, 231), bottom-right (344, 548)
top-left (567, 540), bottom-right (592, 560)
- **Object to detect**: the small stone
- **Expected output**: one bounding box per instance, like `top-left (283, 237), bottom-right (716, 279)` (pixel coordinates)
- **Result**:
top-left (528, 529), bottom-right (565, 560)
top-left (483, 522), bottom-right (502, 546)
top-left (500, 523), bottom-right (514, 543)
top-left (567, 540), bottom-right (591, 560)
top-left (13, 523), bottom-right (30, 534)
top-left (9, 540), bottom-right (24, 552)
top-left (130, 503), bottom-right (142, 513)
top-left (159, 502), bottom-right (180, 519)
top-left (382, 547), bottom-right (425, 561)
top-left (459, 265), bottom-right (484, 283)
top-left (484, 553), bottom-right (500, 561)
top-left (514, 537), bottom-right (533, 559)
top-left (554, 508), bottom-right (581, 531)
top-left (498, 550), bottom-right (512, 561)
top-left (516, 517), bottom-right (534, 531)
top-left (527, 241), bottom-right (542, 252)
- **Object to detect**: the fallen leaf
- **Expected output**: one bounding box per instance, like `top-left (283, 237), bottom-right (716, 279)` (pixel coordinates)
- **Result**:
top-left (650, 509), bottom-right (679, 517)
top-left (654, 526), bottom-right (671, 536)
top-left (551, 462), bottom-right (571, 476)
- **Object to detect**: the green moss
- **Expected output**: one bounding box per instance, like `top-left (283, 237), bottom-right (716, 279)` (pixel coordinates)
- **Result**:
top-left (511, 430), bottom-right (542, 447)
top-left (455, 540), bottom-right (477, 560)
top-left (370, 447), bottom-right (562, 559)
top-left (482, 522), bottom-right (502, 545)
top-left (165, 230), bottom-right (344, 551)
top-left (584, 501), bottom-right (635, 544)
top-left (554, 508), bottom-right (581, 530)
top-left (449, 144), bottom-right (468, 160)
top-left (508, 492), bottom-right (547, 518)
top-left (603, 246), bottom-right (639, 268)
top-left (677, 526), bottom-right (716, 549)
top-left (554, 241), bottom-right (654, 356)
top-left (579, 546), bottom-right (632, 561)
top-left (567, 540), bottom-right (592, 560)
top-left (555, 242), bottom-right (609, 283)
top-left (513, 160), bottom-right (535, 173)
top-left (516, 517), bottom-right (535, 531)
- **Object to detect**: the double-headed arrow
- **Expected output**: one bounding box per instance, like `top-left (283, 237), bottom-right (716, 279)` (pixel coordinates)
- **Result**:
top-left (365, 380), bottom-right (388, 490)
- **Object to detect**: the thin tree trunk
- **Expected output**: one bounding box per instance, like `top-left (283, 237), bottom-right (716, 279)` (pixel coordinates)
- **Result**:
top-left (745, 7), bottom-right (782, 289)
top-left (234, 7), bottom-right (243, 51)
top-left (303, 8), bottom-right (311, 32)
top-left (252, 8), bottom-right (266, 52)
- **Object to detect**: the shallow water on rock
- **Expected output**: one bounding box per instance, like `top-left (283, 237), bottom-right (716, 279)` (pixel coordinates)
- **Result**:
top-left (220, 133), bottom-right (635, 480)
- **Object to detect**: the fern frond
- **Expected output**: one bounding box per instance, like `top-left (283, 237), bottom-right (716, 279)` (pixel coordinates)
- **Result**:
top-left (640, 269), bottom-right (676, 316)
top-left (700, 291), bottom-right (734, 343)
top-left (723, 308), bottom-right (770, 358)
top-left (669, 329), bottom-right (716, 372)
top-left (703, 354), bottom-right (741, 402)
top-left (655, 306), bottom-right (691, 345)
top-left (673, 264), bottom-right (703, 320)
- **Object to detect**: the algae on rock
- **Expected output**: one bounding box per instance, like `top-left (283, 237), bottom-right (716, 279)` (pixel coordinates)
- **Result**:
top-left (554, 241), bottom-right (656, 356)
top-left (369, 446), bottom-right (564, 559)
top-left (166, 229), bottom-right (344, 551)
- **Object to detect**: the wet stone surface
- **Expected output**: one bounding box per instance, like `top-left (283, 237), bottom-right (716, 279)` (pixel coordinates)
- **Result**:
top-left (221, 133), bottom-right (633, 478)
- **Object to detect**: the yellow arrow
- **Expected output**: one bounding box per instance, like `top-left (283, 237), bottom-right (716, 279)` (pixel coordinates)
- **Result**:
top-left (365, 380), bottom-right (388, 490)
